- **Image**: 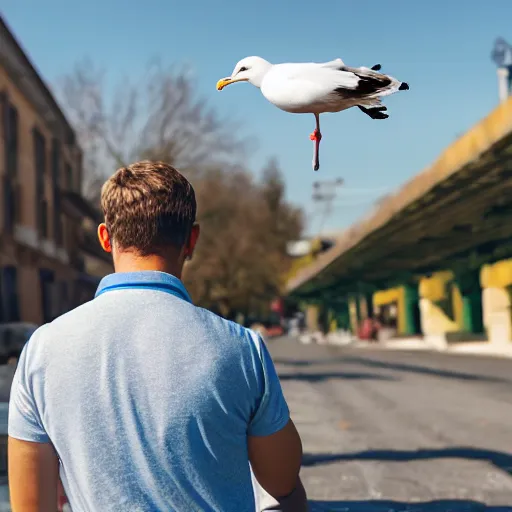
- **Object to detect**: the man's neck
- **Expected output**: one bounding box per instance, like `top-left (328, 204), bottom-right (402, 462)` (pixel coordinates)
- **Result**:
top-left (113, 251), bottom-right (184, 280)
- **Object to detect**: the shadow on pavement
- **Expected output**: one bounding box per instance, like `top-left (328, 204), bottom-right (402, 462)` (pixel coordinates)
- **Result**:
top-left (277, 371), bottom-right (398, 383)
top-left (274, 356), bottom-right (508, 384)
top-left (307, 499), bottom-right (510, 511)
top-left (342, 357), bottom-right (509, 383)
top-left (302, 447), bottom-right (512, 477)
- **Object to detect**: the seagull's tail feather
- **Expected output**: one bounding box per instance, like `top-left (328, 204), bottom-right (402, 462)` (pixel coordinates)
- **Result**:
top-left (358, 100), bottom-right (389, 120)
top-left (342, 66), bottom-right (409, 99)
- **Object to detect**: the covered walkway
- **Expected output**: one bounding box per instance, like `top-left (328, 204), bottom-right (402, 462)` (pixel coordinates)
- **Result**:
top-left (287, 97), bottom-right (512, 347)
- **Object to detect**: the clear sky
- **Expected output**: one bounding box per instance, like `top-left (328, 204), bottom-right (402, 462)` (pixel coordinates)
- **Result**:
top-left (2, 0), bottom-right (511, 234)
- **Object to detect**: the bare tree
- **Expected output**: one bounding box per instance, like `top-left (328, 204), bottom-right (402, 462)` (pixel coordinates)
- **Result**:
top-left (57, 58), bottom-right (250, 200)
top-left (58, 59), bottom-right (303, 320)
top-left (184, 160), bottom-right (303, 319)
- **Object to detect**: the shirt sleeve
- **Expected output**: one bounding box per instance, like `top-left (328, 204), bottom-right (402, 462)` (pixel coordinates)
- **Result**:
top-left (247, 334), bottom-right (290, 437)
top-left (8, 331), bottom-right (50, 443)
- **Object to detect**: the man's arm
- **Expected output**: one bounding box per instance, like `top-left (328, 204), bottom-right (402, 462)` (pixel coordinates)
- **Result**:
top-left (8, 437), bottom-right (59, 512)
top-left (246, 334), bottom-right (306, 503)
top-left (248, 418), bottom-right (303, 498)
top-left (8, 329), bottom-right (59, 511)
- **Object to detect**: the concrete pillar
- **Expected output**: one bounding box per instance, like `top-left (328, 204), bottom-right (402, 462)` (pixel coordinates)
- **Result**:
top-left (418, 271), bottom-right (458, 348)
top-left (358, 295), bottom-right (368, 321)
top-left (454, 269), bottom-right (484, 334)
top-left (348, 297), bottom-right (358, 334)
top-left (482, 287), bottom-right (511, 344)
top-left (403, 283), bottom-right (420, 335)
top-left (305, 304), bottom-right (319, 331)
top-left (480, 259), bottom-right (512, 344)
top-left (335, 301), bottom-right (350, 331)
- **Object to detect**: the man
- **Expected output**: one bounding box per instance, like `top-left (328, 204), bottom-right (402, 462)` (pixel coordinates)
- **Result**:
top-left (8, 161), bottom-right (307, 511)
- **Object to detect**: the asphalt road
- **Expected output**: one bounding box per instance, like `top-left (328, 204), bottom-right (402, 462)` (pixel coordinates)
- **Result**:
top-left (268, 337), bottom-right (512, 511)
top-left (1, 341), bottom-right (511, 511)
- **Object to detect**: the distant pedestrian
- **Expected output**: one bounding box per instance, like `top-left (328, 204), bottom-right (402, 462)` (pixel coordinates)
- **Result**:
top-left (8, 161), bottom-right (307, 511)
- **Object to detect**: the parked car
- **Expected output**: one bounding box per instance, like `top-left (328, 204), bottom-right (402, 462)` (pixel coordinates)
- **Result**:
top-left (0, 323), bottom-right (38, 365)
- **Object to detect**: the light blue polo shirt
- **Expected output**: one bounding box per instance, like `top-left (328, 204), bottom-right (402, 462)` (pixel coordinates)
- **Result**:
top-left (8, 271), bottom-right (290, 511)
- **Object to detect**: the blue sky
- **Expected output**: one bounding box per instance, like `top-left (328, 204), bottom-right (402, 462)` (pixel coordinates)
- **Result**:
top-left (2, 0), bottom-right (511, 234)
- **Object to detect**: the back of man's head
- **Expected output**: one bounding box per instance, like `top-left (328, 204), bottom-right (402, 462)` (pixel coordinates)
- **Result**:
top-left (100, 161), bottom-right (196, 256)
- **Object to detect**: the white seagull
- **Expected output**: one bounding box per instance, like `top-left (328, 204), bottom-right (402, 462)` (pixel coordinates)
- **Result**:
top-left (217, 56), bottom-right (409, 171)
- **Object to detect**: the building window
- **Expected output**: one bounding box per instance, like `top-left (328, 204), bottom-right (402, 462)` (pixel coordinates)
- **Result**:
top-left (33, 129), bottom-right (46, 178)
top-left (33, 129), bottom-right (47, 237)
top-left (39, 269), bottom-right (55, 323)
top-left (54, 195), bottom-right (63, 245)
top-left (60, 281), bottom-right (69, 314)
top-left (2, 97), bottom-right (18, 233)
top-left (40, 199), bottom-right (49, 239)
top-left (4, 102), bottom-right (18, 178)
top-left (51, 139), bottom-right (60, 187)
top-left (65, 163), bottom-right (73, 192)
top-left (1, 266), bottom-right (20, 323)
top-left (2, 176), bottom-right (15, 234)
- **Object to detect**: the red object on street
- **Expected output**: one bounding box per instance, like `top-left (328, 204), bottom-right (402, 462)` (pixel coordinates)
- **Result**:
top-left (358, 318), bottom-right (376, 341)
top-left (270, 298), bottom-right (283, 315)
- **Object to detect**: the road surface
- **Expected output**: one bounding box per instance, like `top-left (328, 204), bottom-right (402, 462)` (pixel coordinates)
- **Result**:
top-left (269, 337), bottom-right (512, 511)
top-left (0, 341), bottom-right (511, 511)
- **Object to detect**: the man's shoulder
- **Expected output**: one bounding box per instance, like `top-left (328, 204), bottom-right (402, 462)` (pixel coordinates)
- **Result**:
top-left (27, 299), bottom-right (99, 348)
top-left (191, 306), bottom-right (264, 355)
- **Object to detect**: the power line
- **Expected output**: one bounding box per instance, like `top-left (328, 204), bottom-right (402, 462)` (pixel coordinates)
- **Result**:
top-left (311, 178), bottom-right (344, 235)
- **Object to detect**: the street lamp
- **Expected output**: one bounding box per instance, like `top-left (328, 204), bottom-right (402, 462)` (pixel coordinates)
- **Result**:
top-left (491, 37), bottom-right (512, 103)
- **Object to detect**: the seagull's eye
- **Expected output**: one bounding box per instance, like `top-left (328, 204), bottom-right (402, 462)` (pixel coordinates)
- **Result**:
top-left (238, 66), bottom-right (248, 73)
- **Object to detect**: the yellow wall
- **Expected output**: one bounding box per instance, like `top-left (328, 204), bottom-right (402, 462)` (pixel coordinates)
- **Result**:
top-left (451, 285), bottom-right (464, 329)
top-left (418, 271), bottom-right (453, 301)
top-left (373, 286), bottom-right (406, 334)
top-left (348, 298), bottom-right (358, 333)
top-left (418, 271), bottom-right (461, 334)
top-left (481, 259), bottom-right (512, 289)
top-left (285, 238), bottom-right (323, 282)
top-left (481, 259), bottom-right (512, 343)
top-left (305, 304), bottom-right (319, 331)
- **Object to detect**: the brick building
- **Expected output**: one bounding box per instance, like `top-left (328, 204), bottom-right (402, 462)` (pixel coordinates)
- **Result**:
top-left (0, 15), bottom-right (111, 326)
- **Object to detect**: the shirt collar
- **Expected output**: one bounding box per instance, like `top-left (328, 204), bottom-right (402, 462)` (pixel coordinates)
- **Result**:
top-left (95, 271), bottom-right (192, 303)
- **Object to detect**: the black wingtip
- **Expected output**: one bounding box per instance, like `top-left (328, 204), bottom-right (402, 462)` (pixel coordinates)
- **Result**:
top-left (371, 64), bottom-right (382, 71)
top-left (399, 82), bottom-right (410, 91)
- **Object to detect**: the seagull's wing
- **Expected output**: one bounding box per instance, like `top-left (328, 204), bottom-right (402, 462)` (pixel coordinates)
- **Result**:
top-left (284, 63), bottom-right (371, 93)
top-left (262, 63), bottom-right (362, 112)
top-left (318, 58), bottom-right (345, 68)
top-left (262, 62), bottom-right (400, 113)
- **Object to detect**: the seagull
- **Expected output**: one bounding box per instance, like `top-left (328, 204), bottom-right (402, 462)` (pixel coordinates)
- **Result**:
top-left (217, 57), bottom-right (409, 171)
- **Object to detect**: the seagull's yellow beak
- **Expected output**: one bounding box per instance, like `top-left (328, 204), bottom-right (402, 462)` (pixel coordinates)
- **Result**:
top-left (216, 76), bottom-right (248, 91)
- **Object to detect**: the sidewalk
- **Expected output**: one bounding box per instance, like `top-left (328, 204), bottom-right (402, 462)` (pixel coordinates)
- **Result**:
top-left (357, 336), bottom-right (512, 359)
top-left (295, 330), bottom-right (512, 359)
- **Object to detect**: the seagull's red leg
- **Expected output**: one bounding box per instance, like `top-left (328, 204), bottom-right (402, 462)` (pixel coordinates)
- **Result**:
top-left (309, 114), bottom-right (322, 171)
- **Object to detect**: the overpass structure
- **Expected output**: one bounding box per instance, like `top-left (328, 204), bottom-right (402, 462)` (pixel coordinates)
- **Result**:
top-left (287, 97), bottom-right (512, 348)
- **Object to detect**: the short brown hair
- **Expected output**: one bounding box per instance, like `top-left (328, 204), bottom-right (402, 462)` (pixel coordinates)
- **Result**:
top-left (101, 161), bottom-right (196, 255)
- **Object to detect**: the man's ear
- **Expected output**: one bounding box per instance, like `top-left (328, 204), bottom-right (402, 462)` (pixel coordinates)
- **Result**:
top-left (185, 224), bottom-right (200, 260)
top-left (97, 223), bottom-right (112, 253)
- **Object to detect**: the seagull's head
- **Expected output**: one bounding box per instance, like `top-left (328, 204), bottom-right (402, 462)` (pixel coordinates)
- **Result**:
top-left (216, 56), bottom-right (272, 90)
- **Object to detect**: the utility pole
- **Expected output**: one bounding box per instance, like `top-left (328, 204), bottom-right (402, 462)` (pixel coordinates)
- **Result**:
top-left (312, 178), bottom-right (344, 235)
top-left (492, 38), bottom-right (512, 103)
